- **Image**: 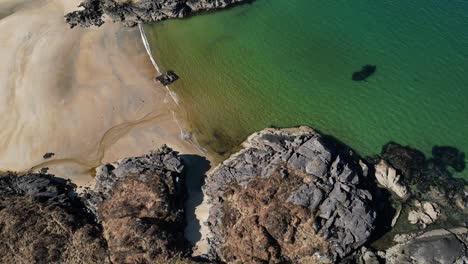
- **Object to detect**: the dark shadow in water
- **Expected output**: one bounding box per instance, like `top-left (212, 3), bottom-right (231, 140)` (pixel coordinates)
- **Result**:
top-left (180, 154), bottom-right (211, 247)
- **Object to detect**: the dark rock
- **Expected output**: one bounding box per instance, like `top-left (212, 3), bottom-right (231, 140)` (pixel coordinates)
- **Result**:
top-left (0, 173), bottom-right (109, 264)
top-left (0, 146), bottom-right (199, 263)
top-left (205, 127), bottom-right (377, 263)
top-left (385, 228), bottom-right (468, 264)
top-left (65, 0), bottom-right (104, 28)
top-left (65, 0), bottom-right (249, 28)
top-left (352, 65), bottom-right (377, 81)
top-left (156, 71), bottom-right (179, 86)
top-left (432, 146), bottom-right (466, 172)
top-left (43, 152), bottom-right (55, 159)
top-left (380, 142), bottom-right (426, 184)
top-left (380, 142), bottom-right (468, 229)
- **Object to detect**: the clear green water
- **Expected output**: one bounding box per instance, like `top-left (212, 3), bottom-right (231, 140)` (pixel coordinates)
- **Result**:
top-left (145, 0), bottom-right (468, 178)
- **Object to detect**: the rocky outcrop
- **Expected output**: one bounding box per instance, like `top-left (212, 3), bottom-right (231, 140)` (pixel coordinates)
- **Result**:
top-left (374, 160), bottom-right (409, 200)
top-left (65, 0), bottom-right (249, 28)
top-left (407, 200), bottom-right (440, 228)
top-left (385, 228), bottom-right (468, 264)
top-left (82, 145), bottom-right (191, 263)
top-left (380, 142), bottom-right (467, 224)
top-left (205, 127), bottom-right (377, 263)
top-left (0, 173), bottom-right (109, 264)
top-left (0, 146), bottom-right (196, 264)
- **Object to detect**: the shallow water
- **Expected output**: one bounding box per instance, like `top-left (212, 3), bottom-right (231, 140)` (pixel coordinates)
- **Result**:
top-left (145, 0), bottom-right (468, 179)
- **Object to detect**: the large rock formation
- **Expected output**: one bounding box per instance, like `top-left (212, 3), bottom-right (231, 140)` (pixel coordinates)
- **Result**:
top-left (205, 127), bottom-right (377, 263)
top-left (0, 146), bottom-right (196, 264)
top-left (0, 173), bottom-right (109, 264)
top-left (82, 145), bottom-right (191, 263)
top-left (65, 0), bottom-right (249, 28)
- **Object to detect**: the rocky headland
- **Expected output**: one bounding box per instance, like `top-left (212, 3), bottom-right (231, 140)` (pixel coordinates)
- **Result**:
top-left (0, 146), bottom-right (195, 264)
top-left (204, 127), bottom-right (377, 263)
top-left (1, 128), bottom-right (467, 263)
top-left (65, 0), bottom-right (250, 28)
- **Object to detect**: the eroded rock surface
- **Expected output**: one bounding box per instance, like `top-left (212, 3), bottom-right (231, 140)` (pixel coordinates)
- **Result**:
top-left (0, 146), bottom-right (200, 264)
top-left (83, 145), bottom-right (190, 263)
top-left (0, 173), bottom-right (109, 264)
top-left (385, 228), bottom-right (468, 264)
top-left (407, 200), bottom-right (440, 228)
top-left (374, 159), bottom-right (409, 200)
top-left (380, 142), bottom-right (467, 225)
top-left (66, 0), bottom-right (248, 28)
top-left (205, 127), bottom-right (377, 263)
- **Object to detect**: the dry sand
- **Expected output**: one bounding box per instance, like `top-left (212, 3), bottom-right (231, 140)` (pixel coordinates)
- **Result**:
top-left (0, 0), bottom-right (210, 254)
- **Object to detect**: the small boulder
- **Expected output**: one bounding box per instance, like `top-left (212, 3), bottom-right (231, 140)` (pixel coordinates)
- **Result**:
top-left (155, 71), bottom-right (179, 86)
top-left (374, 160), bottom-right (410, 200)
top-left (42, 152), bottom-right (55, 159)
top-left (408, 200), bottom-right (440, 228)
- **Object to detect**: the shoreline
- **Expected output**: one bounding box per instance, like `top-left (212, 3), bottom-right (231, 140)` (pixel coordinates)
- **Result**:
top-left (138, 23), bottom-right (213, 255)
top-left (0, 0), bottom-right (204, 185)
top-left (0, 0), bottom-right (213, 255)
top-left (138, 24), bottom-right (210, 158)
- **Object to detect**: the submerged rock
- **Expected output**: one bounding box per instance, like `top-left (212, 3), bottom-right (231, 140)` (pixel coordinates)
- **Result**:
top-left (352, 65), bottom-right (376, 81)
top-left (432, 146), bottom-right (466, 172)
top-left (0, 173), bottom-right (109, 264)
top-left (156, 71), bottom-right (179, 86)
top-left (205, 127), bottom-right (377, 263)
top-left (66, 0), bottom-right (249, 28)
top-left (380, 142), bottom-right (467, 225)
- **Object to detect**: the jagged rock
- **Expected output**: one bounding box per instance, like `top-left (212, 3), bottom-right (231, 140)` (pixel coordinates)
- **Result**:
top-left (0, 173), bottom-right (109, 264)
top-left (380, 142), bottom-right (467, 226)
top-left (205, 127), bottom-right (376, 263)
top-left (407, 200), bottom-right (440, 228)
top-left (43, 152), bottom-right (55, 159)
top-left (65, 0), bottom-right (248, 28)
top-left (156, 71), bottom-right (179, 86)
top-left (65, 0), bottom-right (104, 28)
top-left (83, 145), bottom-right (190, 263)
top-left (385, 228), bottom-right (468, 264)
top-left (374, 160), bottom-right (409, 200)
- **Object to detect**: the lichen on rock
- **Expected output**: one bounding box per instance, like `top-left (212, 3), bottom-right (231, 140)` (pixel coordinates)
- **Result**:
top-left (205, 127), bottom-right (377, 263)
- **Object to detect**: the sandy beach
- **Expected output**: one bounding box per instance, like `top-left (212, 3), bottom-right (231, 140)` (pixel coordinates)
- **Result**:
top-left (0, 0), bottom-right (210, 254)
top-left (0, 0), bottom-right (198, 181)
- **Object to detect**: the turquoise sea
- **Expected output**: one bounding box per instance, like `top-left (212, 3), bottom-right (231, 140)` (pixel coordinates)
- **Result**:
top-left (145, 0), bottom-right (468, 178)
